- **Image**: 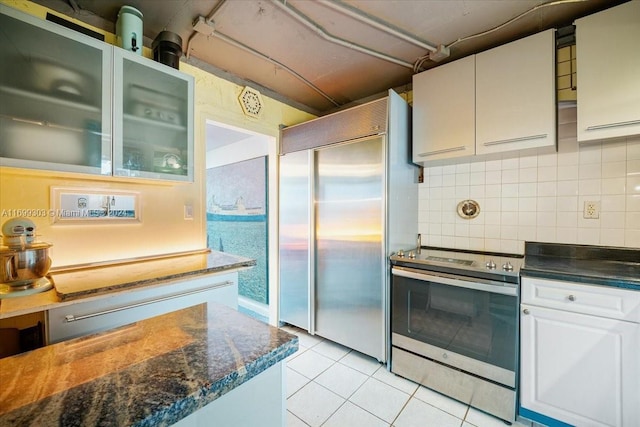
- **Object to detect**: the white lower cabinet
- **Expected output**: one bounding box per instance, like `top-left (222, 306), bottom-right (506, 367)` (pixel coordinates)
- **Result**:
top-left (47, 272), bottom-right (238, 344)
top-left (520, 277), bottom-right (640, 427)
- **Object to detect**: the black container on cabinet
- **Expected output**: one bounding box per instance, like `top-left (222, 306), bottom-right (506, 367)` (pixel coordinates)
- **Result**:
top-left (152, 31), bottom-right (182, 69)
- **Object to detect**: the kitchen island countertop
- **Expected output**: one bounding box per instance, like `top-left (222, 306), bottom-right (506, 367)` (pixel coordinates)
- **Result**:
top-left (0, 302), bottom-right (298, 426)
top-left (0, 250), bottom-right (255, 319)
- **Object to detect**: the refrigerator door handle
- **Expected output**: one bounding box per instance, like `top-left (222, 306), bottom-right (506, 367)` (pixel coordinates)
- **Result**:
top-left (308, 149), bottom-right (316, 335)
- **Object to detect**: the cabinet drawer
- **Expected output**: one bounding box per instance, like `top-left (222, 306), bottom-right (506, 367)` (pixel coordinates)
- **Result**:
top-left (521, 277), bottom-right (640, 322)
top-left (47, 272), bottom-right (237, 343)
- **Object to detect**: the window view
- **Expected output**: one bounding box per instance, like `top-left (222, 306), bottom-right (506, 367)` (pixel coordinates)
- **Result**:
top-left (206, 156), bottom-right (268, 306)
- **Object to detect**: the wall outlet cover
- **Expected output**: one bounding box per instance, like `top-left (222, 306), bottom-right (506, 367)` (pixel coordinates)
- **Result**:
top-left (583, 201), bottom-right (600, 219)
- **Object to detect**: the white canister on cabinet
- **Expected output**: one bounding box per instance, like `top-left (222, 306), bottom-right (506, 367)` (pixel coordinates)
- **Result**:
top-left (116, 6), bottom-right (143, 55)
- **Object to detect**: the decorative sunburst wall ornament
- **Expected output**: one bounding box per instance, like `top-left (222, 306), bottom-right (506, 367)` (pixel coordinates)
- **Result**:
top-left (239, 86), bottom-right (264, 118)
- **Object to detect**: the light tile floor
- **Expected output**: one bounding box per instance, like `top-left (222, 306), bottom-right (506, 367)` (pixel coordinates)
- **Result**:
top-left (281, 325), bottom-right (535, 427)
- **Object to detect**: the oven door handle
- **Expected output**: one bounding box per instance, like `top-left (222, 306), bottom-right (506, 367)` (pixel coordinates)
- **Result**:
top-left (392, 267), bottom-right (517, 296)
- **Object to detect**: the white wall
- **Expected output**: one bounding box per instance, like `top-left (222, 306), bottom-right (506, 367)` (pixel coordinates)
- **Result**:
top-left (418, 133), bottom-right (640, 254)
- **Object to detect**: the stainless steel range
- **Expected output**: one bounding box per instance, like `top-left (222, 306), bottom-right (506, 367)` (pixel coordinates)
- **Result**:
top-left (390, 246), bottom-right (523, 422)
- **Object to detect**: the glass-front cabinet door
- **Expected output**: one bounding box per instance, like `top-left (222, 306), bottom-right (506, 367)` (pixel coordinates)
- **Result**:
top-left (113, 49), bottom-right (194, 181)
top-left (0, 5), bottom-right (112, 175)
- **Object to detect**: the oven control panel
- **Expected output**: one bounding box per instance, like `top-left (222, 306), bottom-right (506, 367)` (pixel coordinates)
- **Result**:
top-left (391, 247), bottom-right (523, 279)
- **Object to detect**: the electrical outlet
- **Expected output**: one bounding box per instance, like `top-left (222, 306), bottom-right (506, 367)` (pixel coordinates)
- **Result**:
top-left (583, 201), bottom-right (600, 219)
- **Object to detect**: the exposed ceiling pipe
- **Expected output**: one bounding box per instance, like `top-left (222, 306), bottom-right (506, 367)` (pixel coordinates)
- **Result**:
top-left (413, 0), bottom-right (589, 73)
top-left (205, 0), bottom-right (227, 22)
top-left (186, 1), bottom-right (341, 107)
top-left (270, 0), bottom-right (414, 69)
top-left (316, 0), bottom-right (438, 53)
top-left (186, 0), bottom-right (228, 57)
top-left (446, 0), bottom-right (589, 50)
top-left (210, 31), bottom-right (341, 107)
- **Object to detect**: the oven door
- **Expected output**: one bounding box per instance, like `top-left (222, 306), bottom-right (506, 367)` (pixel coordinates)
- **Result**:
top-left (391, 266), bottom-right (518, 387)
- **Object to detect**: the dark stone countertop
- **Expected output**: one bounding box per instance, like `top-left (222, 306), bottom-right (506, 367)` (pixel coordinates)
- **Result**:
top-left (0, 303), bottom-right (298, 426)
top-left (521, 242), bottom-right (640, 290)
top-left (0, 250), bottom-right (255, 320)
top-left (52, 250), bottom-right (256, 301)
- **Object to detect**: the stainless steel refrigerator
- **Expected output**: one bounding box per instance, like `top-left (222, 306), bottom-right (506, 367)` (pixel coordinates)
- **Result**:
top-left (279, 90), bottom-right (418, 362)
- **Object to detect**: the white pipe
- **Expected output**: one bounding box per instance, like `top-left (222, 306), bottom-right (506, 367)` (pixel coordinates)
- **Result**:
top-left (270, 0), bottom-right (414, 69)
top-left (187, 0), bottom-right (340, 107)
top-left (317, 0), bottom-right (437, 53)
top-left (446, 0), bottom-right (589, 49)
top-left (212, 31), bottom-right (341, 107)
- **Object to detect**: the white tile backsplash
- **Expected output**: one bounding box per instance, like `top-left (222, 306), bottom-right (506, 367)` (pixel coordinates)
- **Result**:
top-left (519, 183), bottom-right (537, 198)
top-left (502, 169), bottom-right (520, 183)
top-left (538, 152), bottom-right (558, 166)
top-left (502, 157), bottom-right (519, 170)
top-left (626, 229), bottom-right (640, 247)
top-left (628, 138), bottom-right (640, 159)
top-left (579, 164), bottom-right (602, 180)
top-left (601, 194), bottom-right (625, 211)
top-left (602, 141), bottom-right (627, 162)
top-left (600, 177), bottom-right (627, 194)
top-left (556, 195), bottom-right (578, 212)
top-left (519, 167), bottom-right (538, 183)
top-left (537, 182), bottom-right (556, 197)
top-left (557, 180), bottom-right (579, 196)
top-left (537, 165), bottom-right (557, 182)
top-left (486, 170), bottom-right (502, 184)
top-left (537, 196), bottom-right (557, 212)
top-left (418, 135), bottom-right (640, 252)
top-left (602, 161), bottom-right (626, 178)
top-left (579, 144), bottom-right (602, 164)
top-left (557, 164), bottom-right (579, 180)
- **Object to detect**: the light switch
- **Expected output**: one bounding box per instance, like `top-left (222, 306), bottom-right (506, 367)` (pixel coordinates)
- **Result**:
top-left (184, 204), bottom-right (194, 220)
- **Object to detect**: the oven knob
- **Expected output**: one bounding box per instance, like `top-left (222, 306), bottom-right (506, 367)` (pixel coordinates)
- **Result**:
top-left (502, 261), bottom-right (514, 272)
top-left (485, 260), bottom-right (496, 270)
top-left (408, 251), bottom-right (415, 259)
top-left (397, 249), bottom-right (404, 257)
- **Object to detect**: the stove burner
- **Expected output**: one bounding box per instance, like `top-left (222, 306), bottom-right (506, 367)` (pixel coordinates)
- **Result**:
top-left (391, 246), bottom-right (523, 283)
top-left (423, 255), bottom-right (473, 266)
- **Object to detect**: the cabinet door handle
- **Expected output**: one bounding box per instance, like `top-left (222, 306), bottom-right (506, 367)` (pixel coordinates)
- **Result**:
top-left (63, 280), bottom-right (234, 323)
top-left (567, 294), bottom-right (576, 302)
top-left (522, 308), bottom-right (530, 315)
top-left (586, 119), bottom-right (640, 131)
top-left (418, 145), bottom-right (466, 157)
top-left (482, 134), bottom-right (547, 147)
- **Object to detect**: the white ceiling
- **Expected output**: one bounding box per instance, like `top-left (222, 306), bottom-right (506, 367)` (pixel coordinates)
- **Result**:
top-left (35, 0), bottom-right (625, 115)
top-left (205, 121), bottom-right (258, 152)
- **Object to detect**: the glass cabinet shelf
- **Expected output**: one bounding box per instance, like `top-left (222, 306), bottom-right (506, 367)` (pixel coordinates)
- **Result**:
top-left (114, 48), bottom-right (193, 181)
top-left (0, 4), bottom-right (194, 182)
top-left (0, 86), bottom-right (101, 114)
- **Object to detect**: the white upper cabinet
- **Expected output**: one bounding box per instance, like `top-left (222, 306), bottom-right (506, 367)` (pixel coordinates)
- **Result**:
top-left (0, 5), bottom-right (112, 175)
top-left (113, 49), bottom-right (193, 181)
top-left (0, 4), bottom-right (194, 182)
top-left (412, 29), bottom-right (556, 165)
top-left (476, 29), bottom-right (556, 155)
top-left (412, 55), bottom-right (475, 163)
top-left (575, 1), bottom-right (640, 142)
